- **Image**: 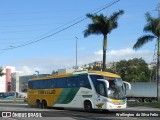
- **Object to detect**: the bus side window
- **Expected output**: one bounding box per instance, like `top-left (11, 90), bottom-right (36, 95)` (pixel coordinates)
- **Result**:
top-left (79, 79), bottom-right (85, 87)
top-left (38, 80), bottom-right (48, 89)
top-left (39, 80), bottom-right (43, 89)
top-left (97, 82), bottom-right (107, 97)
top-left (33, 81), bottom-right (38, 89)
top-left (28, 81), bottom-right (32, 89)
top-left (98, 84), bottom-right (105, 96)
top-left (72, 77), bottom-right (78, 87)
top-left (67, 79), bottom-right (71, 87)
top-left (50, 79), bottom-right (56, 88)
top-left (67, 77), bottom-right (78, 87)
top-left (56, 78), bottom-right (67, 88)
top-left (28, 81), bottom-right (34, 89)
top-left (78, 75), bottom-right (91, 89)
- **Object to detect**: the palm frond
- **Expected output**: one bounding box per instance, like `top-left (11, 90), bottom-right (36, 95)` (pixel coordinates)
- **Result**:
top-left (86, 14), bottom-right (101, 23)
top-left (144, 15), bottom-right (160, 36)
top-left (133, 35), bottom-right (156, 50)
top-left (106, 10), bottom-right (124, 34)
top-left (109, 10), bottom-right (124, 22)
top-left (85, 10), bottom-right (124, 37)
top-left (145, 12), bottom-right (154, 22)
top-left (84, 24), bottom-right (102, 37)
top-left (0, 67), bottom-right (4, 77)
top-left (108, 20), bottom-right (118, 32)
top-left (143, 23), bottom-right (153, 33)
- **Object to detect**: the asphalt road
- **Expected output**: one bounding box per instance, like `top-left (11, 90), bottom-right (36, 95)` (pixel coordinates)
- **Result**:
top-left (0, 103), bottom-right (159, 120)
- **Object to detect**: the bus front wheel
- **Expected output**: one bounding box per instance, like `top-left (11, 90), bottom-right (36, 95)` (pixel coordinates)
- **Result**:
top-left (42, 100), bottom-right (47, 109)
top-left (84, 101), bottom-right (92, 112)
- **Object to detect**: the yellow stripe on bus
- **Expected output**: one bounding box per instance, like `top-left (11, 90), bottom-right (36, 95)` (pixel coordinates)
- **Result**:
top-left (27, 88), bottom-right (64, 107)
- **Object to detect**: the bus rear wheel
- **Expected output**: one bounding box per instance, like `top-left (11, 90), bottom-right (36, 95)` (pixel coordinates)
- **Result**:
top-left (36, 100), bottom-right (41, 108)
top-left (84, 101), bottom-right (92, 112)
top-left (42, 100), bottom-right (47, 109)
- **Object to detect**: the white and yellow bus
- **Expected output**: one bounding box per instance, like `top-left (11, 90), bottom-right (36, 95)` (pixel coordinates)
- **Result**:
top-left (27, 71), bottom-right (131, 111)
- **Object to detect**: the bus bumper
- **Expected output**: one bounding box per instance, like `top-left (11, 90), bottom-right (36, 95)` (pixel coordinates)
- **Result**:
top-left (106, 102), bottom-right (127, 110)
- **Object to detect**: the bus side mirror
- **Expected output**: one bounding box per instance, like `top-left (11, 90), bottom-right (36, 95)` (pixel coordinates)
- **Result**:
top-left (123, 81), bottom-right (131, 90)
top-left (97, 79), bottom-right (109, 88)
top-left (106, 80), bottom-right (109, 88)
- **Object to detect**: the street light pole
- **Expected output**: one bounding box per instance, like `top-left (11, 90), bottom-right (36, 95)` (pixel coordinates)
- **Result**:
top-left (35, 71), bottom-right (39, 78)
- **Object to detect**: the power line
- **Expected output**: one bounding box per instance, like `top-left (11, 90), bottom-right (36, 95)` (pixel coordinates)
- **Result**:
top-left (0, 0), bottom-right (120, 51)
top-left (0, 0), bottom-right (120, 49)
top-left (16, 0), bottom-right (120, 45)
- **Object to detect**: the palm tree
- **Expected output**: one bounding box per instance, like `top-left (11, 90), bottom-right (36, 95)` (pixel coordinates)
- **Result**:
top-left (133, 13), bottom-right (159, 49)
top-left (84, 10), bottom-right (124, 71)
top-left (133, 12), bottom-right (160, 102)
top-left (0, 67), bottom-right (4, 76)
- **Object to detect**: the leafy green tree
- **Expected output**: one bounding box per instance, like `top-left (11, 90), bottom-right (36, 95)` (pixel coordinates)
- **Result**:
top-left (149, 66), bottom-right (156, 82)
top-left (92, 65), bottom-right (101, 71)
top-left (88, 66), bottom-right (92, 70)
top-left (84, 10), bottom-right (124, 71)
top-left (0, 67), bottom-right (4, 76)
top-left (115, 58), bottom-right (151, 82)
top-left (51, 70), bottom-right (58, 75)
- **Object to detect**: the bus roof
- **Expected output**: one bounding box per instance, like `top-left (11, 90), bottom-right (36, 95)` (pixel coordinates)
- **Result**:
top-left (29, 71), bottom-right (120, 81)
top-left (29, 73), bottom-right (72, 81)
top-left (88, 71), bottom-right (121, 78)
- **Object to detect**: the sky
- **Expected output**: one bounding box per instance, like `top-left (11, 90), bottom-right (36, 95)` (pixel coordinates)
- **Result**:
top-left (0, 0), bottom-right (159, 74)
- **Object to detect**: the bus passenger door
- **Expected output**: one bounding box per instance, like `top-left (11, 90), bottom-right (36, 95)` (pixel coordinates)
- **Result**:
top-left (94, 81), bottom-right (107, 109)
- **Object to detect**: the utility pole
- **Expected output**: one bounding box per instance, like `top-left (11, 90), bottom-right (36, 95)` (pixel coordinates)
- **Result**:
top-left (75, 37), bottom-right (78, 71)
top-left (156, 1), bottom-right (160, 102)
top-left (158, 2), bottom-right (160, 17)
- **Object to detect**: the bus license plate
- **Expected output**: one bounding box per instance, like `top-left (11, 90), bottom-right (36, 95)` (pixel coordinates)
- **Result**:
top-left (117, 106), bottom-right (121, 108)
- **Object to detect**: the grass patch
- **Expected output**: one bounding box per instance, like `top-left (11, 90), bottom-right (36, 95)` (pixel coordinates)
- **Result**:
top-left (137, 102), bottom-right (160, 108)
top-left (128, 102), bottom-right (160, 108)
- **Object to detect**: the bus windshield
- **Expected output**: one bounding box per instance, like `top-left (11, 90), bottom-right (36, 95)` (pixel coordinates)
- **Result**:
top-left (90, 75), bottom-right (126, 99)
top-left (107, 78), bottom-right (126, 99)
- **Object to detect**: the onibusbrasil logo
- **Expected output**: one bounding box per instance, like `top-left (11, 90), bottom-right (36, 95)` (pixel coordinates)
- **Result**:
top-left (1, 112), bottom-right (42, 118)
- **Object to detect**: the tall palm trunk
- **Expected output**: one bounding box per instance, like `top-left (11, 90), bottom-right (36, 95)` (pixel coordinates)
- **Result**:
top-left (157, 37), bottom-right (160, 102)
top-left (102, 35), bottom-right (107, 71)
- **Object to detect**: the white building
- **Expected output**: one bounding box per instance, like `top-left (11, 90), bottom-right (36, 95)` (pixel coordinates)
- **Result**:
top-left (58, 68), bottom-right (75, 74)
top-left (88, 61), bottom-right (102, 68)
top-left (11, 72), bottom-right (26, 93)
top-left (148, 62), bottom-right (156, 70)
top-left (11, 72), bottom-right (49, 93)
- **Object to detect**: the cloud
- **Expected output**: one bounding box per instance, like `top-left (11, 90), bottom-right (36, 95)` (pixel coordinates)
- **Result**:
top-left (22, 66), bottom-right (33, 73)
top-left (12, 48), bottom-right (153, 74)
top-left (95, 48), bottom-right (153, 62)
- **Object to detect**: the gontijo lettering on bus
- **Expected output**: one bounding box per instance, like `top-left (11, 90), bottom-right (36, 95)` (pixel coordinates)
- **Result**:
top-left (38, 90), bottom-right (56, 94)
